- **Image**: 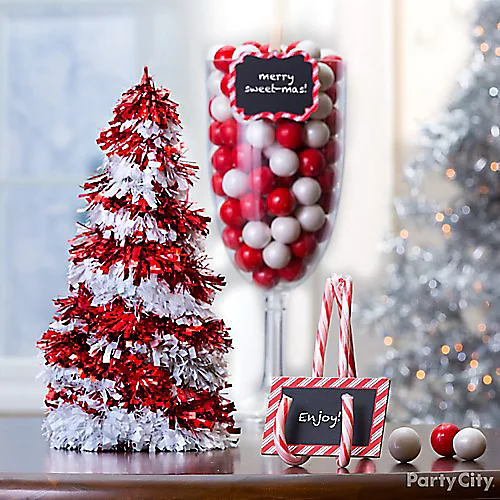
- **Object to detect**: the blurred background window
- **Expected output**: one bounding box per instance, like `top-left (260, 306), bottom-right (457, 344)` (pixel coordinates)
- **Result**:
top-left (0, 2), bottom-right (137, 410)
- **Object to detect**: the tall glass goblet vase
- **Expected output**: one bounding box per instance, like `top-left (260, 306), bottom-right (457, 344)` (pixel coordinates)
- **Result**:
top-left (206, 43), bottom-right (345, 420)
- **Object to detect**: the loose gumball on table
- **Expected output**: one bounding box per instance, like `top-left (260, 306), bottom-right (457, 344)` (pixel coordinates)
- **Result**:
top-left (388, 427), bottom-right (421, 463)
top-left (430, 423), bottom-right (460, 457)
top-left (453, 427), bottom-right (487, 461)
top-left (207, 40), bottom-right (345, 419)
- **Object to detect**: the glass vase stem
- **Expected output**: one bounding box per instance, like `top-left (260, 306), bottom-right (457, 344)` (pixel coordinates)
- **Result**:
top-left (260, 291), bottom-right (288, 393)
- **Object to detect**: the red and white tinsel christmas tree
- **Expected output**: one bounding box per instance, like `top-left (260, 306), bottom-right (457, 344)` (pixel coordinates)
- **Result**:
top-left (38, 68), bottom-right (237, 452)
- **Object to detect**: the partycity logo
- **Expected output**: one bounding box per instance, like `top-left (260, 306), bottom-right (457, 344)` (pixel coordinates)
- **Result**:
top-left (406, 472), bottom-right (494, 493)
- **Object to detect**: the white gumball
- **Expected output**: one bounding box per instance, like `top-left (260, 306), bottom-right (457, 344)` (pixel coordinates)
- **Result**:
top-left (388, 427), bottom-right (421, 463)
top-left (263, 241), bottom-right (291, 269)
top-left (292, 178), bottom-right (321, 205)
top-left (304, 120), bottom-right (330, 148)
top-left (207, 70), bottom-right (224, 96)
top-left (242, 221), bottom-right (272, 249)
top-left (296, 205), bottom-right (326, 232)
top-left (296, 40), bottom-right (321, 59)
top-left (233, 44), bottom-right (260, 59)
top-left (318, 62), bottom-right (335, 90)
top-left (222, 169), bottom-right (248, 198)
top-left (245, 120), bottom-right (275, 148)
top-left (269, 148), bottom-right (299, 177)
top-left (271, 217), bottom-right (301, 244)
top-left (453, 428), bottom-right (487, 461)
top-left (210, 95), bottom-right (232, 122)
top-left (264, 143), bottom-right (284, 159)
top-left (311, 93), bottom-right (333, 120)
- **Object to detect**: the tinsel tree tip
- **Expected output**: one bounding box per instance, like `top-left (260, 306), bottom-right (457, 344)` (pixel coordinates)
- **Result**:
top-left (141, 66), bottom-right (150, 84)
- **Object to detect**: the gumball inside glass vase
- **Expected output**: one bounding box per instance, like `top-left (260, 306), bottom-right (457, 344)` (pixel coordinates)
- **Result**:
top-left (207, 40), bottom-right (345, 420)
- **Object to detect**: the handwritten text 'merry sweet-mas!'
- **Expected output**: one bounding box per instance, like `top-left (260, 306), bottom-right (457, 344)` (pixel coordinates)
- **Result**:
top-left (245, 73), bottom-right (308, 94)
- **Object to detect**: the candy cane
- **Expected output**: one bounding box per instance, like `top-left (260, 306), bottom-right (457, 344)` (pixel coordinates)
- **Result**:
top-left (337, 393), bottom-right (354, 467)
top-left (313, 274), bottom-right (356, 378)
top-left (332, 275), bottom-right (356, 378)
top-left (312, 277), bottom-right (334, 377)
top-left (273, 395), bottom-right (309, 467)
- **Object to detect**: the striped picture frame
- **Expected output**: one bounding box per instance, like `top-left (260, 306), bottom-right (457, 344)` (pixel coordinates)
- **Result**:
top-left (261, 376), bottom-right (390, 458)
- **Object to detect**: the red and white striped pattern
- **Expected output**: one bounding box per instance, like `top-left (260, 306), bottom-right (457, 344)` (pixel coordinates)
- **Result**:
top-left (332, 275), bottom-right (356, 378)
top-left (312, 274), bottom-right (356, 378)
top-left (273, 395), bottom-right (310, 467)
top-left (311, 277), bottom-right (334, 378)
top-left (262, 376), bottom-right (390, 458)
top-left (337, 393), bottom-right (353, 467)
top-left (228, 48), bottom-right (320, 122)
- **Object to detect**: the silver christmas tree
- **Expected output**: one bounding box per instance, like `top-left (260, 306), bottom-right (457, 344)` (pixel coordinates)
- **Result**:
top-left (359, 0), bottom-right (500, 427)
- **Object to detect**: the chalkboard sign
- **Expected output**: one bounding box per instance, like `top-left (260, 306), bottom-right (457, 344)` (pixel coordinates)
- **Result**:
top-left (261, 377), bottom-right (390, 458)
top-left (229, 53), bottom-right (319, 122)
top-left (283, 386), bottom-right (376, 446)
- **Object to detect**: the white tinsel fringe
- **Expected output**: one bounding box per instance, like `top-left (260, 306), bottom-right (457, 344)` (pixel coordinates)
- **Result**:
top-left (84, 201), bottom-right (207, 252)
top-left (43, 404), bottom-right (237, 452)
top-left (86, 204), bottom-right (176, 244)
top-left (68, 259), bottom-right (212, 321)
top-left (97, 151), bottom-right (188, 210)
top-left (44, 331), bottom-right (228, 396)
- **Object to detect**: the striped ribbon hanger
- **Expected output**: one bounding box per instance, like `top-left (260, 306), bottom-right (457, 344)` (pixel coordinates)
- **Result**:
top-left (273, 274), bottom-right (357, 468)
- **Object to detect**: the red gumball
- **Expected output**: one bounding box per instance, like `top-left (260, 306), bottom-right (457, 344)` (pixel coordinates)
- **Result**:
top-left (287, 41), bottom-right (300, 51)
top-left (276, 175), bottom-right (296, 188)
top-left (321, 55), bottom-right (343, 80)
top-left (279, 258), bottom-right (305, 282)
top-left (209, 121), bottom-right (224, 146)
top-left (319, 192), bottom-right (334, 213)
top-left (267, 188), bottom-right (297, 217)
top-left (299, 149), bottom-right (326, 177)
top-left (314, 221), bottom-right (330, 242)
top-left (290, 232), bottom-right (317, 258)
top-left (276, 120), bottom-right (303, 149)
top-left (221, 73), bottom-right (231, 97)
top-left (240, 193), bottom-right (266, 220)
top-left (222, 226), bottom-right (242, 250)
top-left (211, 172), bottom-right (225, 196)
top-left (326, 109), bottom-right (341, 134)
top-left (213, 45), bottom-right (236, 72)
top-left (235, 244), bottom-right (263, 272)
top-left (317, 166), bottom-right (335, 192)
top-left (211, 146), bottom-right (234, 174)
top-left (249, 166), bottom-right (276, 195)
top-left (233, 143), bottom-right (256, 172)
top-left (253, 267), bottom-right (280, 288)
top-left (220, 198), bottom-right (245, 228)
top-left (326, 84), bottom-right (337, 103)
top-left (220, 119), bottom-right (238, 147)
top-left (431, 423), bottom-right (460, 457)
top-left (322, 139), bottom-right (341, 163)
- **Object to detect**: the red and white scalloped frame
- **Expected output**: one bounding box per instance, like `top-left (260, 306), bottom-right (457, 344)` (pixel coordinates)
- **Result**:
top-left (261, 376), bottom-right (390, 458)
top-left (228, 49), bottom-right (320, 122)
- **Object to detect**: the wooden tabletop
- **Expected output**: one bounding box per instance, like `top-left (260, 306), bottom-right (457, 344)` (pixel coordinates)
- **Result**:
top-left (0, 417), bottom-right (498, 499)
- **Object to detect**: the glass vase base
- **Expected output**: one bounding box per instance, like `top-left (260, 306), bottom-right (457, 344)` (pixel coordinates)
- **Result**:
top-left (235, 389), bottom-right (270, 424)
